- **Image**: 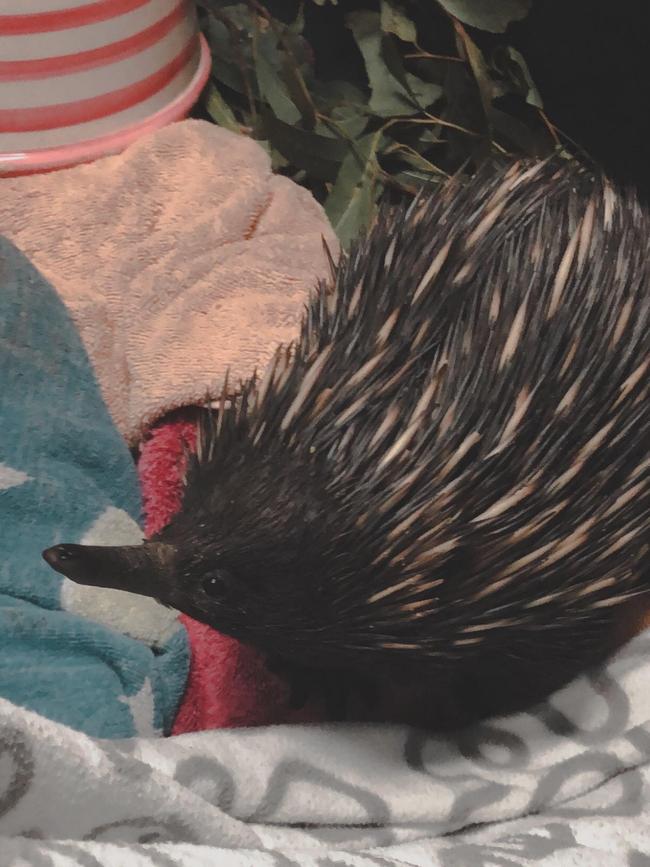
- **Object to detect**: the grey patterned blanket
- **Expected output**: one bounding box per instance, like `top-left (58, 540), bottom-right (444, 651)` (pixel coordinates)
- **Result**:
top-left (1, 628), bottom-right (649, 865)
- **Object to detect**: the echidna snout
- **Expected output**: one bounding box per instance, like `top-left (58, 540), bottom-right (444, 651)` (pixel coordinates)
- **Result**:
top-left (45, 454), bottom-right (349, 642)
top-left (43, 158), bottom-right (650, 730)
top-left (42, 541), bottom-right (175, 595)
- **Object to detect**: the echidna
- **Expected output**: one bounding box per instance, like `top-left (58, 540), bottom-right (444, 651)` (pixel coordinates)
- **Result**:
top-left (43, 158), bottom-right (650, 729)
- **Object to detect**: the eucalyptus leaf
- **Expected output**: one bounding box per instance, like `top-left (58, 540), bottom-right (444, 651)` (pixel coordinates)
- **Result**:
top-left (258, 140), bottom-right (291, 170)
top-left (455, 22), bottom-right (494, 118)
top-left (210, 61), bottom-right (248, 97)
top-left (261, 108), bottom-right (350, 181)
top-left (435, 0), bottom-right (532, 33)
top-left (199, 0), bottom-right (549, 246)
top-left (312, 80), bottom-right (368, 120)
top-left (288, 3), bottom-right (305, 34)
top-left (281, 54), bottom-right (317, 129)
top-left (205, 82), bottom-right (241, 132)
top-left (335, 174), bottom-right (382, 248)
top-left (407, 73), bottom-right (443, 109)
top-left (316, 111), bottom-right (369, 141)
top-left (347, 11), bottom-right (436, 116)
top-left (381, 33), bottom-right (443, 110)
top-left (325, 130), bottom-right (385, 246)
top-left (205, 18), bottom-right (248, 95)
top-left (331, 106), bottom-right (369, 138)
top-left (218, 3), bottom-right (256, 30)
top-left (253, 31), bottom-right (302, 124)
top-left (271, 148), bottom-right (290, 172)
top-left (418, 127), bottom-right (444, 144)
top-left (392, 146), bottom-right (445, 175)
top-left (504, 47), bottom-right (544, 108)
top-left (380, 0), bottom-right (417, 43)
top-left (313, 79), bottom-right (367, 104)
top-left (392, 169), bottom-right (439, 188)
top-left (312, 80), bottom-right (369, 138)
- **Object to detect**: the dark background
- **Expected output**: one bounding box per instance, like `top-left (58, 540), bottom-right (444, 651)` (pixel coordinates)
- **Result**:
top-left (301, 0), bottom-right (650, 197)
top-left (512, 0), bottom-right (650, 199)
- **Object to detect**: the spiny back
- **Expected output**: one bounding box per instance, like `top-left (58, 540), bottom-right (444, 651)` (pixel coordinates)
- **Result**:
top-left (195, 157), bottom-right (650, 670)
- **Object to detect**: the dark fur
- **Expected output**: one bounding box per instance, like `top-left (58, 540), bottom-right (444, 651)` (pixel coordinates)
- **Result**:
top-left (149, 159), bottom-right (650, 727)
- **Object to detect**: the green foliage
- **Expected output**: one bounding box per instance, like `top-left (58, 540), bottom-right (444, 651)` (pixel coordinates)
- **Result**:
top-left (196, 0), bottom-right (562, 245)
top-left (434, 0), bottom-right (531, 33)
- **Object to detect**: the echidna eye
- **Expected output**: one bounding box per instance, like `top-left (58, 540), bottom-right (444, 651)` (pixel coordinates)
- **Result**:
top-left (202, 569), bottom-right (234, 597)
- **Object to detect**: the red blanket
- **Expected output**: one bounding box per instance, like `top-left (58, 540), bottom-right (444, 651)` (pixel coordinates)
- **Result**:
top-left (137, 415), bottom-right (323, 733)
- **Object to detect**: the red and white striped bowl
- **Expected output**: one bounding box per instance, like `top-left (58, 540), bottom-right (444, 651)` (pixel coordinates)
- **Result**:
top-left (0, 0), bottom-right (211, 175)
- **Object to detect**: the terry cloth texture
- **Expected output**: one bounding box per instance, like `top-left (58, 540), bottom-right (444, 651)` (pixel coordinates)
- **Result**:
top-left (0, 628), bottom-right (649, 865)
top-left (0, 119), bottom-right (339, 444)
top-left (0, 237), bottom-right (188, 738)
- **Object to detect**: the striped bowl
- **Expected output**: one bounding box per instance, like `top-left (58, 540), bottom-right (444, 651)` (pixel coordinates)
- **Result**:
top-left (0, 0), bottom-right (211, 175)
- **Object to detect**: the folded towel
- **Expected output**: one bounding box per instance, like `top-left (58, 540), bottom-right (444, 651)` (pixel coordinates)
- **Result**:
top-left (0, 119), bottom-right (338, 444)
top-left (0, 236), bottom-right (188, 738)
top-left (0, 118), bottom-right (337, 738)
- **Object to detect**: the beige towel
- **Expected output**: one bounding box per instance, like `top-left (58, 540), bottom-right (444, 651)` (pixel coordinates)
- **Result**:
top-left (0, 120), bottom-right (338, 443)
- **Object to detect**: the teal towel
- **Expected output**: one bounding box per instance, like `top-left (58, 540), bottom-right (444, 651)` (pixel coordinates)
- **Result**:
top-left (0, 237), bottom-right (189, 738)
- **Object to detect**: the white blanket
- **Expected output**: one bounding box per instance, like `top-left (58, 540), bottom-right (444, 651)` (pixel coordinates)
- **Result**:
top-left (1, 628), bottom-right (649, 866)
